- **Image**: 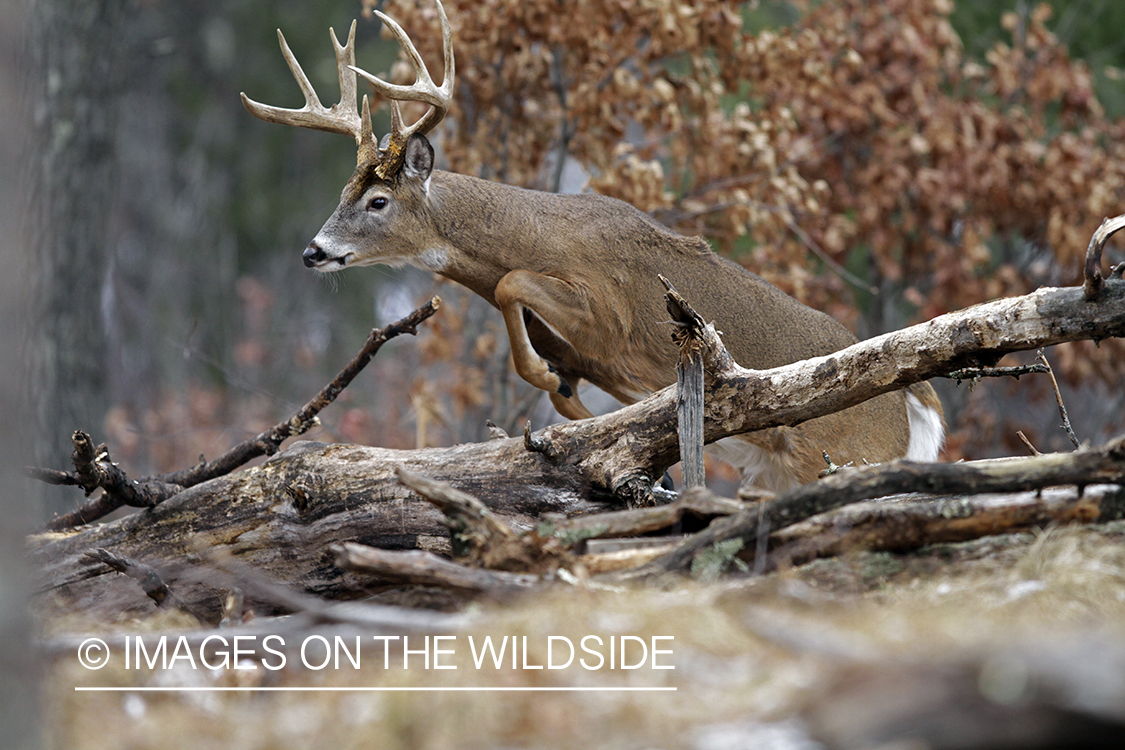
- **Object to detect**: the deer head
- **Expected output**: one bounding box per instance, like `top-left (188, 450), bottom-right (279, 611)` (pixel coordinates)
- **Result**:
top-left (240, 2), bottom-right (454, 270)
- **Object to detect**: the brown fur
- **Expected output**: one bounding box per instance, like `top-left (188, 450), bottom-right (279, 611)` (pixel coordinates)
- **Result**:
top-left (308, 148), bottom-right (941, 490)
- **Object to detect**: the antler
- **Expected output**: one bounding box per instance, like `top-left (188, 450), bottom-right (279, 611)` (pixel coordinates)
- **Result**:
top-left (354, 0), bottom-right (454, 158)
top-left (240, 0), bottom-right (454, 178)
top-left (240, 21), bottom-right (377, 158)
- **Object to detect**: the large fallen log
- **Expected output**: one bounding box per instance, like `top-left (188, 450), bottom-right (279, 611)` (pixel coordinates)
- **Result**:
top-left (30, 438), bottom-right (615, 619)
top-left (28, 275), bottom-right (1125, 618)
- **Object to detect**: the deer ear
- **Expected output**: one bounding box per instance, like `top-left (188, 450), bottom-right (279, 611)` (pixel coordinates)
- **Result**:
top-left (403, 134), bottom-right (434, 181)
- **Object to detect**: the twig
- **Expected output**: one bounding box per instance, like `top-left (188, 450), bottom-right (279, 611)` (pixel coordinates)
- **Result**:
top-left (944, 363), bottom-right (1049, 382)
top-left (83, 548), bottom-right (207, 622)
top-left (157, 296), bottom-right (442, 486)
top-left (26, 467), bottom-right (80, 486)
top-left (656, 197), bottom-right (875, 294)
top-left (485, 419), bottom-right (509, 440)
top-left (39, 297), bottom-right (441, 530)
top-left (1083, 214), bottom-right (1125, 301)
top-left (782, 213), bottom-right (879, 295)
top-left (1037, 349), bottom-right (1081, 449)
top-left (523, 420), bottom-right (555, 456)
top-left (538, 487), bottom-right (743, 545)
top-left (1016, 430), bottom-right (1041, 456)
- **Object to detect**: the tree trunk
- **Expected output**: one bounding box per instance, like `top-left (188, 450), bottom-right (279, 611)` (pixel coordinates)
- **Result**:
top-left (25, 0), bottom-right (132, 515)
top-left (4, 0), bottom-right (43, 746)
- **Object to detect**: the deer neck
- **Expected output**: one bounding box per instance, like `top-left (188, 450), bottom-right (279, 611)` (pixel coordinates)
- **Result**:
top-left (423, 170), bottom-right (565, 304)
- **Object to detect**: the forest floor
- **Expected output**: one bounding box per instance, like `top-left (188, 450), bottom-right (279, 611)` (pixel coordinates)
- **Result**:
top-left (40, 519), bottom-right (1125, 750)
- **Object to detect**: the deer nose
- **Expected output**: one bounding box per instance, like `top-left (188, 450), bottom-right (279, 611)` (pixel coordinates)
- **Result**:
top-left (303, 243), bottom-right (327, 268)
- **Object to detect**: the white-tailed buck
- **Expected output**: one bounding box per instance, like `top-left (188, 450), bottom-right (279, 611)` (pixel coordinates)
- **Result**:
top-left (241, 0), bottom-right (944, 491)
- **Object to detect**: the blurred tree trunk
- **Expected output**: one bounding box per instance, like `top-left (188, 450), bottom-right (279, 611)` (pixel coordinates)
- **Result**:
top-left (25, 0), bottom-right (129, 515)
top-left (4, 0), bottom-right (43, 746)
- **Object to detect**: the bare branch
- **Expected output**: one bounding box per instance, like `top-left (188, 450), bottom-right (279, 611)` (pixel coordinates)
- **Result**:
top-left (1016, 430), bottom-right (1041, 455)
top-left (39, 297), bottom-right (441, 531)
top-left (943, 363), bottom-right (1049, 381)
top-left (768, 484), bottom-right (1119, 570)
top-left (158, 295), bottom-right (442, 488)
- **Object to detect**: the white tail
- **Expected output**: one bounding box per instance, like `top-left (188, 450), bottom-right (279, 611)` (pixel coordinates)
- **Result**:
top-left (241, 0), bottom-right (944, 491)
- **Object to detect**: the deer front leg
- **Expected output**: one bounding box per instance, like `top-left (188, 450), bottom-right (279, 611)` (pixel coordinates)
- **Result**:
top-left (494, 270), bottom-right (596, 420)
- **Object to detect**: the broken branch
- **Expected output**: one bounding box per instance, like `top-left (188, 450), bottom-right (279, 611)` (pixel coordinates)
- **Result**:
top-left (768, 484), bottom-right (1122, 568)
top-left (625, 435), bottom-right (1125, 578)
top-left (157, 296), bottom-right (442, 487)
top-left (943, 363), bottom-right (1049, 381)
top-left (332, 542), bottom-right (538, 600)
top-left (662, 275), bottom-right (706, 489)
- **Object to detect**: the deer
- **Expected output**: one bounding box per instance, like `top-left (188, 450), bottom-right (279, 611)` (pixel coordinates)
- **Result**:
top-left (240, 0), bottom-right (944, 492)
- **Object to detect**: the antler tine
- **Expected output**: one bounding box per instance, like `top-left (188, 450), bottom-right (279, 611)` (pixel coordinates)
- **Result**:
top-left (329, 22), bottom-right (359, 127)
top-left (241, 23), bottom-right (371, 148)
top-left (351, 0), bottom-right (454, 141)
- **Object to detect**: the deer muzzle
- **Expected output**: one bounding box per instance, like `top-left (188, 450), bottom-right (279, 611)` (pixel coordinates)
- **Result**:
top-left (303, 243), bottom-right (327, 268)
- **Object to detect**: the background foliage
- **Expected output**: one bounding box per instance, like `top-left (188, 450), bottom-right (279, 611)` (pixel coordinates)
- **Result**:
top-left (25, 0), bottom-right (1125, 513)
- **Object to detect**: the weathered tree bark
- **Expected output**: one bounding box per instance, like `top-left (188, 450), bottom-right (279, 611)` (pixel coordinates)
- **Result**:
top-left (28, 278), bottom-right (1125, 617)
top-left (664, 276), bottom-right (707, 488)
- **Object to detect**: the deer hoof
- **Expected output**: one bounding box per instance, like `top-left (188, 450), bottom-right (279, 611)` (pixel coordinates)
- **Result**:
top-left (545, 363), bottom-right (572, 398)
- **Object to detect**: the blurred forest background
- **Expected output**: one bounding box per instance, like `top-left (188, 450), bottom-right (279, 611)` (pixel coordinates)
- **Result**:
top-left (21, 0), bottom-right (1125, 518)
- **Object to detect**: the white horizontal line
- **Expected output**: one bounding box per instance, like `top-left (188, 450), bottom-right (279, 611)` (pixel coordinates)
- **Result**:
top-left (75, 686), bottom-right (677, 692)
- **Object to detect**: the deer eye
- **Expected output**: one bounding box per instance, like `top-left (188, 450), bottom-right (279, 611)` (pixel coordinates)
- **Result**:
top-left (368, 196), bottom-right (388, 211)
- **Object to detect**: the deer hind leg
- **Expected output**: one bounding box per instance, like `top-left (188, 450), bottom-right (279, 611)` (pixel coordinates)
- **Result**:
top-left (709, 392), bottom-right (914, 492)
top-left (494, 270), bottom-right (597, 420)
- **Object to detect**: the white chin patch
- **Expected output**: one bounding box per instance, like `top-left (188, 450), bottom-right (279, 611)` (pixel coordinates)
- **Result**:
top-left (313, 252), bottom-right (354, 272)
top-left (352, 255), bottom-right (411, 270)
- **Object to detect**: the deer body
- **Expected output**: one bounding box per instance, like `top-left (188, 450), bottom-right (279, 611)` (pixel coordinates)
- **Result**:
top-left (242, 0), bottom-right (944, 492)
top-left (310, 146), bottom-right (940, 490)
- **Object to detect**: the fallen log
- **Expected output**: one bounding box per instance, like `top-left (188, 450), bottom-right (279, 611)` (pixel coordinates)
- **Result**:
top-left (30, 439), bottom-right (614, 620)
top-left (27, 275), bottom-right (1125, 617)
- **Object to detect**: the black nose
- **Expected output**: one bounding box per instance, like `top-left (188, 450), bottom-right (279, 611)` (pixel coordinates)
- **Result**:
top-left (303, 243), bottom-right (326, 268)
